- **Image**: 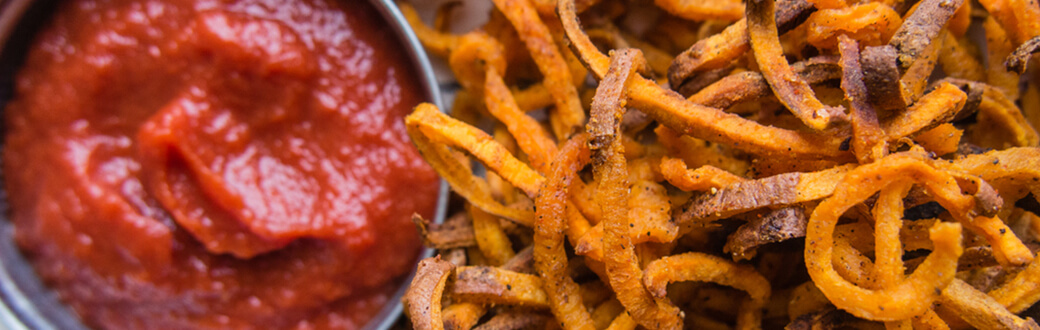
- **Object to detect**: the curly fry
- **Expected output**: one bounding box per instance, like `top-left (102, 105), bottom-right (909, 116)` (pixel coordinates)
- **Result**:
top-left (659, 157), bottom-right (745, 192)
top-left (881, 82), bottom-right (967, 142)
top-left (643, 252), bottom-right (772, 329)
top-left (838, 34), bottom-right (887, 163)
top-left (534, 133), bottom-right (596, 330)
top-left (469, 205), bottom-right (515, 266)
top-left (654, 0), bottom-right (745, 22)
top-left (593, 49), bottom-right (683, 329)
top-left (413, 213), bottom-right (477, 250)
top-left (899, 29), bottom-right (944, 104)
top-left (400, 3), bottom-right (460, 57)
top-left (494, 0), bottom-right (585, 139)
top-left (913, 123), bottom-right (962, 156)
top-left (404, 256), bottom-right (456, 330)
top-left (451, 266), bottom-right (549, 307)
top-left (724, 207), bottom-right (808, 260)
top-left (407, 104), bottom-right (539, 225)
top-left (806, 3), bottom-right (902, 50)
top-left (873, 181), bottom-right (913, 289)
top-left (575, 180), bottom-right (679, 261)
top-left (806, 154), bottom-right (967, 320)
top-left (748, 0), bottom-right (846, 130)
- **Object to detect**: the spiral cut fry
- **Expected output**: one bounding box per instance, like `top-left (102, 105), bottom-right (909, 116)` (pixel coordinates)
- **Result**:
top-left (642, 253), bottom-right (771, 330)
top-left (534, 134), bottom-right (596, 330)
top-left (400, 0), bottom-right (1040, 327)
top-left (593, 49), bottom-right (683, 330)
top-left (807, 154), bottom-right (968, 321)
top-left (403, 257), bottom-right (456, 330)
top-left (747, 0), bottom-right (846, 130)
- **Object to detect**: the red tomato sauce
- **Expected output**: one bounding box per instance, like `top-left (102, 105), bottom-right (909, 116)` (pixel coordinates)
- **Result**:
top-left (3, 0), bottom-right (439, 328)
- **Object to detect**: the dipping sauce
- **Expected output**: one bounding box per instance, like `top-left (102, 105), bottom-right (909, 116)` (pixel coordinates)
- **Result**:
top-left (3, 0), bottom-right (439, 328)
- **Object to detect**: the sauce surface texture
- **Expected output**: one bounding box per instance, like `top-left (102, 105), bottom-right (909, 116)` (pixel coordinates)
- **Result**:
top-left (3, 0), bottom-right (439, 327)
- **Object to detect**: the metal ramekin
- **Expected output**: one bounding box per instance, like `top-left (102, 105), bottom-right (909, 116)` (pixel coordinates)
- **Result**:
top-left (0, 0), bottom-right (446, 329)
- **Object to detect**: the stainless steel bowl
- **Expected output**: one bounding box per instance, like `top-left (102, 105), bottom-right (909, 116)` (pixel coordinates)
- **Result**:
top-left (0, 0), bottom-right (446, 329)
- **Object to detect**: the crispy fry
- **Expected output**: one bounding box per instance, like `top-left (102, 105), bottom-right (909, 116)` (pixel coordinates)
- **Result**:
top-left (963, 215), bottom-right (1034, 267)
top-left (655, 126), bottom-right (750, 175)
top-left (899, 29), bottom-right (944, 104)
top-left (400, 2), bottom-right (460, 57)
top-left (471, 311), bottom-right (553, 330)
top-left (574, 180), bottom-right (680, 261)
top-left (747, 0), bottom-right (846, 130)
top-left (806, 3), bottom-right (903, 50)
top-left (561, 0), bottom-right (854, 160)
top-left (676, 164), bottom-right (854, 228)
top-left (469, 205), bottom-right (516, 266)
top-left (667, 0), bottom-right (817, 87)
top-left (947, 0), bottom-right (971, 38)
top-left (861, 45), bottom-right (907, 112)
top-left (451, 266), bottom-right (549, 308)
top-left (413, 212), bottom-right (477, 250)
top-left (1007, 36), bottom-right (1040, 74)
top-left (593, 49), bottom-right (683, 329)
top-left (534, 133), bottom-right (595, 330)
top-left (880, 83), bottom-right (967, 143)
top-left (660, 157), bottom-right (746, 192)
top-left (402, 0), bottom-right (1040, 328)
top-left (724, 207), bottom-right (808, 260)
top-left (654, 0), bottom-right (745, 22)
top-left (407, 104), bottom-right (543, 198)
top-left (605, 312), bottom-right (638, 330)
top-left (913, 123), bottom-right (962, 156)
top-left (941, 279), bottom-right (1040, 330)
top-left (873, 181), bottom-right (913, 288)
top-left (887, 0), bottom-right (965, 70)
top-left (404, 257), bottom-right (456, 330)
top-left (493, 0), bottom-right (585, 139)
top-left (442, 303), bottom-right (485, 330)
top-left (643, 252), bottom-right (771, 329)
top-left (806, 154), bottom-right (968, 320)
top-left (838, 34), bottom-right (887, 163)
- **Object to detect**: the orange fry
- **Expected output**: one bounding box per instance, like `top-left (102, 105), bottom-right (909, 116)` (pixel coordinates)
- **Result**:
top-left (806, 154), bottom-right (967, 320)
top-left (534, 134), bottom-right (596, 330)
top-left (748, 0), bottom-right (846, 130)
top-left (493, 0), bottom-right (585, 139)
top-left (643, 252), bottom-right (771, 329)
top-left (592, 49), bottom-right (683, 329)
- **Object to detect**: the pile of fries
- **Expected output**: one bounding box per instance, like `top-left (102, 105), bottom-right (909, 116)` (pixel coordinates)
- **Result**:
top-left (398, 0), bottom-right (1040, 327)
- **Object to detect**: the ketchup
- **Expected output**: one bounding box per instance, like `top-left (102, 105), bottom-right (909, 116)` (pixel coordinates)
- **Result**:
top-left (3, 0), bottom-right (438, 328)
